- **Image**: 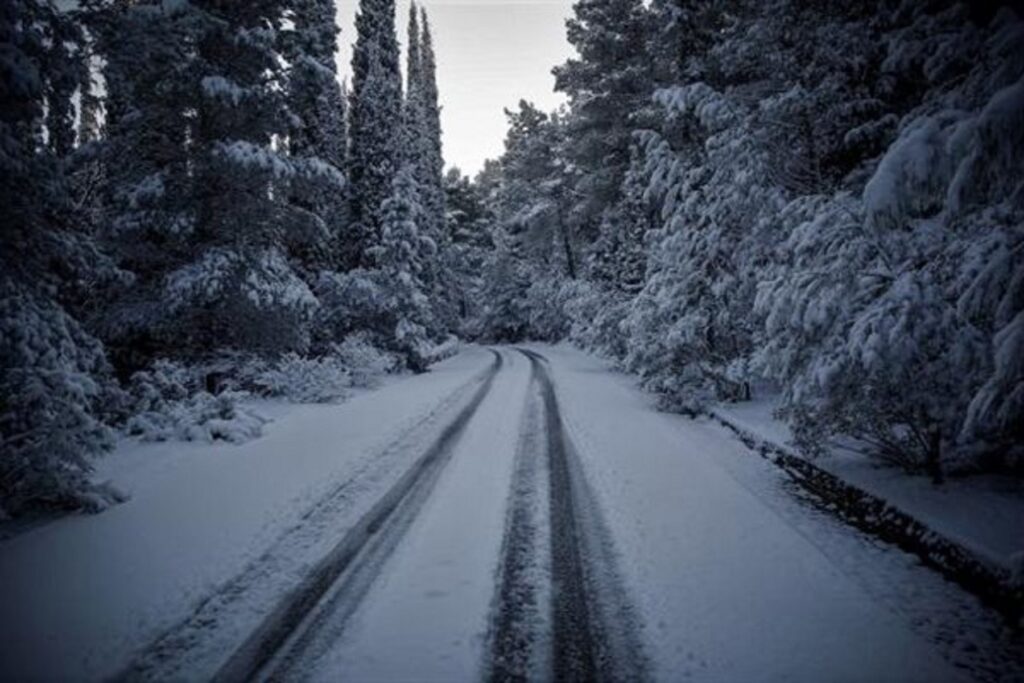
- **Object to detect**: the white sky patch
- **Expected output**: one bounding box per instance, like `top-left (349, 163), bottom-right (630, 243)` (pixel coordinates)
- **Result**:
top-left (336, 0), bottom-right (576, 175)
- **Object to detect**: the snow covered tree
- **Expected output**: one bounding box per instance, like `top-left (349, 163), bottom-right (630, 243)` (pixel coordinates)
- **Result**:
top-left (478, 232), bottom-right (531, 342)
top-left (348, 0), bottom-right (403, 267)
top-left (473, 0), bottom-right (1023, 480)
top-left (368, 166), bottom-right (436, 370)
top-left (553, 0), bottom-right (653, 246)
top-left (417, 10), bottom-right (446, 244)
top-left (84, 0), bottom-right (205, 375)
top-left (587, 143), bottom-right (651, 294)
top-left (496, 101), bottom-right (575, 278)
top-left (750, 2), bottom-right (1024, 477)
top-left (416, 10), bottom-right (458, 333)
top-left (400, 1), bottom-right (424, 169)
top-left (442, 168), bottom-right (495, 325)
top-left (284, 0), bottom-right (350, 277)
top-left (762, 6), bottom-right (1024, 478)
top-left (167, 0), bottom-right (338, 357)
top-left (1, 0), bottom-right (123, 516)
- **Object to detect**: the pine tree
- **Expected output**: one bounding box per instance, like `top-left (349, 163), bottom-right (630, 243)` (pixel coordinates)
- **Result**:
top-left (349, 0), bottom-right (403, 267)
top-left (552, 0), bottom-right (653, 244)
top-left (167, 0), bottom-right (332, 357)
top-left (1, 0), bottom-right (122, 516)
top-left (85, 0), bottom-right (204, 375)
top-left (496, 102), bottom-right (574, 278)
top-left (588, 144), bottom-right (650, 295)
top-left (418, 10), bottom-right (446, 242)
top-left (415, 9), bottom-right (456, 334)
top-left (285, 0), bottom-right (350, 276)
top-left (400, 2), bottom-right (424, 169)
top-left (370, 166), bottom-right (435, 370)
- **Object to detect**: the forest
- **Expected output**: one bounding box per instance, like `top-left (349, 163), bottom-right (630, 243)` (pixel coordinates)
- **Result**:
top-left (2, 0), bottom-right (1023, 519)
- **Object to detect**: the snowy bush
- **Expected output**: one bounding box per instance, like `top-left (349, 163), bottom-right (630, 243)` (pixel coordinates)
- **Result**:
top-left (331, 333), bottom-right (397, 388)
top-left (0, 281), bottom-right (124, 515)
top-left (523, 274), bottom-right (573, 341)
top-left (126, 360), bottom-right (268, 443)
top-left (253, 353), bottom-right (352, 403)
top-left (127, 390), bottom-right (268, 444)
top-left (423, 335), bottom-right (461, 364)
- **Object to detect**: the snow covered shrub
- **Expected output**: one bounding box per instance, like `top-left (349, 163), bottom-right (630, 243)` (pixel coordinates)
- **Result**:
top-left (253, 353), bottom-right (352, 403)
top-left (331, 333), bottom-right (396, 388)
top-left (126, 360), bottom-right (268, 443)
top-left (478, 239), bottom-right (531, 342)
top-left (523, 274), bottom-right (572, 341)
top-left (423, 336), bottom-right (461, 364)
top-left (164, 246), bottom-right (319, 356)
top-left (562, 280), bottom-right (631, 361)
top-left (127, 391), bottom-right (267, 444)
top-left (127, 359), bottom-right (192, 412)
top-left (0, 281), bottom-right (123, 516)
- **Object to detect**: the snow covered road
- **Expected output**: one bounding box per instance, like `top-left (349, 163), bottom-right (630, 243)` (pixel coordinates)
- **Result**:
top-left (1, 345), bottom-right (1018, 682)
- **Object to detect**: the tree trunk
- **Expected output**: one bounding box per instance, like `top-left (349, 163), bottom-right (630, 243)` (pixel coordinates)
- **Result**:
top-left (561, 225), bottom-right (577, 279)
top-left (926, 425), bottom-right (944, 485)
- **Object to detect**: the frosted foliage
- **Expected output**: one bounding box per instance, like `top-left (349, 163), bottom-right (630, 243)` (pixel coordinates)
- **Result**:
top-left (756, 9), bottom-right (1024, 474)
top-left (125, 360), bottom-right (267, 443)
top-left (215, 140), bottom-right (344, 186)
top-left (0, 280), bottom-right (121, 515)
top-left (478, 0), bottom-right (1024, 477)
top-left (367, 166), bottom-right (435, 369)
top-left (330, 333), bottom-right (396, 388)
top-left (0, 1), bottom-right (127, 516)
top-left (164, 247), bottom-right (318, 352)
top-left (254, 354), bottom-right (352, 404)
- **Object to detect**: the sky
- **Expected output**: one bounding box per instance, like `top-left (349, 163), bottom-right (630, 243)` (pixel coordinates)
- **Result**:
top-left (336, 0), bottom-right (576, 176)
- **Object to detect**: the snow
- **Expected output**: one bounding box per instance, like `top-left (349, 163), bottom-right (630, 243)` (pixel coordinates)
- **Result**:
top-left (201, 75), bottom-right (249, 105)
top-left (527, 343), bottom-right (967, 682)
top-left (0, 344), bottom-right (1015, 681)
top-left (711, 395), bottom-right (1024, 570)
top-left (298, 349), bottom-right (533, 681)
top-left (0, 347), bottom-right (495, 681)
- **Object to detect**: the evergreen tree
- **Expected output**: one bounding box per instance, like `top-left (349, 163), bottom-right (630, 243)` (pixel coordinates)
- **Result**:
top-left (443, 168), bottom-right (495, 324)
top-left (1, 0), bottom-right (122, 515)
top-left (496, 102), bottom-right (574, 278)
top-left (349, 0), bottom-right (403, 267)
top-left (85, 0), bottom-right (204, 376)
top-left (418, 10), bottom-right (446, 242)
top-left (552, 0), bottom-right (653, 245)
top-left (587, 143), bottom-right (651, 294)
top-left (400, 1), bottom-right (424, 169)
top-left (369, 166), bottom-right (435, 370)
top-left (168, 0), bottom-right (335, 357)
top-left (285, 0), bottom-right (350, 277)
top-left (415, 10), bottom-right (457, 334)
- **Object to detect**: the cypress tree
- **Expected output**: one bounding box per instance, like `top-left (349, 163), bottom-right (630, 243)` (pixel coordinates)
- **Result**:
top-left (286, 0), bottom-right (350, 275)
top-left (349, 0), bottom-right (403, 267)
top-left (418, 10), bottom-right (446, 242)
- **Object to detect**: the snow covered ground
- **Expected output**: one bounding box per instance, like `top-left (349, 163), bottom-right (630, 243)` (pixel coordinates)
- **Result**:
top-left (0, 348), bottom-right (495, 680)
top-left (0, 345), bottom-right (1019, 682)
top-left (530, 344), bottom-right (1018, 682)
top-left (712, 399), bottom-right (1024, 570)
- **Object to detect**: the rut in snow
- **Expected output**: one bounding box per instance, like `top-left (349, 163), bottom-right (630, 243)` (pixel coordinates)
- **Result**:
top-left (487, 348), bottom-right (647, 682)
top-left (213, 350), bottom-right (503, 682)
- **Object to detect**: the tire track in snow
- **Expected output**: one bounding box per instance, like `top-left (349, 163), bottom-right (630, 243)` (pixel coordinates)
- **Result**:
top-left (487, 348), bottom-right (646, 682)
top-left (119, 349), bottom-right (502, 682)
top-left (487, 359), bottom-right (549, 682)
top-left (217, 349), bottom-right (504, 682)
